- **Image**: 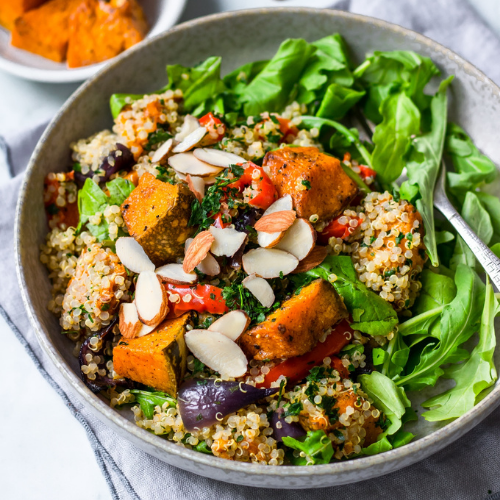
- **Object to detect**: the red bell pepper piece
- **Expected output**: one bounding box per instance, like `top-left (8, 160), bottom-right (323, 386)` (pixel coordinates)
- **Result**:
top-left (258, 320), bottom-right (355, 388)
top-left (358, 165), bottom-right (377, 181)
top-left (232, 162), bottom-right (278, 210)
top-left (317, 215), bottom-right (360, 244)
top-left (165, 283), bottom-right (228, 317)
top-left (213, 212), bottom-right (231, 228)
top-left (199, 112), bottom-right (226, 144)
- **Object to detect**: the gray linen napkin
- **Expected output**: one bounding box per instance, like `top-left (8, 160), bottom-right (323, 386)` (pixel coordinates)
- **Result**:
top-left (3, 1), bottom-right (500, 498)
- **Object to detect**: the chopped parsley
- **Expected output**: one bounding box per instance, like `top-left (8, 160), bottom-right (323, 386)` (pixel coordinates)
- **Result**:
top-left (144, 129), bottom-right (172, 152)
top-left (395, 233), bottom-right (405, 245)
top-left (301, 180), bottom-right (312, 190)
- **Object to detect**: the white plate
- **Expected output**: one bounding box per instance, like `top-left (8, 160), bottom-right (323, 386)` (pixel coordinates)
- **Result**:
top-left (0, 0), bottom-right (187, 83)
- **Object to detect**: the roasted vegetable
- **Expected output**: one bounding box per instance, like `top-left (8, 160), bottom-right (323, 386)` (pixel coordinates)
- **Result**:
top-left (263, 147), bottom-right (358, 222)
top-left (239, 279), bottom-right (348, 360)
top-left (258, 320), bottom-right (354, 388)
top-left (67, 0), bottom-right (147, 68)
top-left (112, 313), bottom-right (191, 396)
top-left (178, 379), bottom-right (278, 431)
top-left (74, 143), bottom-right (134, 187)
top-left (121, 172), bottom-right (195, 266)
top-left (0, 0), bottom-right (47, 31)
top-left (11, 0), bottom-right (82, 62)
top-left (270, 407), bottom-right (306, 443)
top-left (79, 318), bottom-right (134, 393)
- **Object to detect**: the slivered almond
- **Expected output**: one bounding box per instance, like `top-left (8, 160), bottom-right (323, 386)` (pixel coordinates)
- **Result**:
top-left (186, 174), bottom-right (204, 202)
top-left (119, 302), bottom-right (142, 339)
top-left (292, 246), bottom-right (329, 274)
top-left (183, 231), bottom-right (215, 273)
top-left (254, 210), bottom-right (296, 233)
top-left (135, 271), bottom-right (169, 326)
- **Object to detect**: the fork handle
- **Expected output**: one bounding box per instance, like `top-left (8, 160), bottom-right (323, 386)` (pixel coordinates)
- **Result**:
top-left (435, 196), bottom-right (500, 290)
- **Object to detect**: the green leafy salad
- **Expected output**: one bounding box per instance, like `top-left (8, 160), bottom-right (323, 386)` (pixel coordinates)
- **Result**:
top-left (42, 32), bottom-right (500, 466)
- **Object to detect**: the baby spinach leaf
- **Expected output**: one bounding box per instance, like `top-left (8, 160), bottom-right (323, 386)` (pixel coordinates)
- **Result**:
top-left (395, 264), bottom-right (485, 391)
top-left (359, 371), bottom-right (410, 435)
top-left (445, 123), bottom-right (497, 195)
top-left (306, 255), bottom-right (398, 336)
top-left (167, 56), bottom-right (226, 112)
top-left (77, 178), bottom-right (108, 228)
top-left (476, 192), bottom-right (500, 245)
top-left (450, 191), bottom-right (493, 271)
top-left (282, 430), bottom-right (333, 465)
top-left (109, 93), bottom-right (144, 119)
top-left (404, 76), bottom-right (454, 267)
top-left (130, 389), bottom-right (176, 420)
top-left (240, 39), bottom-right (314, 116)
top-left (371, 90), bottom-right (421, 184)
top-left (107, 178), bottom-right (135, 207)
top-left (316, 83), bottom-right (365, 121)
top-left (421, 279), bottom-right (498, 421)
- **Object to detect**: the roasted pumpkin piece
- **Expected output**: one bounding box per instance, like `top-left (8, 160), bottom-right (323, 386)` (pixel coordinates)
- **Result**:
top-left (11, 0), bottom-right (81, 62)
top-left (43, 172), bottom-right (79, 230)
top-left (263, 147), bottom-right (358, 222)
top-left (0, 0), bottom-right (47, 31)
top-left (113, 313), bottom-right (191, 396)
top-left (121, 173), bottom-right (195, 267)
top-left (67, 0), bottom-right (148, 68)
top-left (239, 279), bottom-right (348, 361)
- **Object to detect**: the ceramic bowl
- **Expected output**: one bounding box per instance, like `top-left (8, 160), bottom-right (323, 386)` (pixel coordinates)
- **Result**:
top-left (15, 8), bottom-right (500, 488)
top-left (0, 0), bottom-right (187, 82)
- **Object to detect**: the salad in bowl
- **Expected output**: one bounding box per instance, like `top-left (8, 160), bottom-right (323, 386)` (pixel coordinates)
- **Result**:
top-left (39, 33), bottom-right (500, 466)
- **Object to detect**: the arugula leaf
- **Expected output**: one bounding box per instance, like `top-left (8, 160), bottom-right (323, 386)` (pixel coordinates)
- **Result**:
top-left (282, 430), bottom-right (334, 465)
top-left (305, 255), bottom-right (398, 336)
top-left (421, 279), bottom-right (498, 421)
top-left (361, 436), bottom-right (393, 455)
top-left (316, 83), bottom-right (365, 121)
top-left (404, 76), bottom-right (454, 267)
top-left (300, 116), bottom-right (373, 167)
top-left (476, 192), bottom-right (500, 245)
top-left (166, 56), bottom-right (226, 113)
top-left (130, 389), bottom-right (176, 420)
top-left (390, 430), bottom-right (415, 448)
top-left (450, 191), bottom-right (493, 270)
top-left (77, 178), bottom-right (108, 229)
top-left (240, 39), bottom-right (314, 116)
top-left (371, 90), bottom-right (421, 185)
top-left (395, 264), bottom-right (485, 391)
top-left (445, 123), bottom-right (497, 195)
top-left (109, 93), bottom-right (144, 119)
top-left (107, 178), bottom-right (135, 207)
top-left (359, 371), bottom-right (410, 435)
top-left (223, 60), bottom-right (269, 98)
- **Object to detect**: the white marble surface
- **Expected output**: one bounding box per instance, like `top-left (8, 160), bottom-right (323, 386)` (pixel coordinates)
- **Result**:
top-left (1, 1), bottom-right (499, 499)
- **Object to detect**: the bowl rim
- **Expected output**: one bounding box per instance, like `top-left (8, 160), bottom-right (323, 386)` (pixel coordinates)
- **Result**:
top-left (0, 0), bottom-right (187, 83)
top-left (15, 6), bottom-right (500, 481)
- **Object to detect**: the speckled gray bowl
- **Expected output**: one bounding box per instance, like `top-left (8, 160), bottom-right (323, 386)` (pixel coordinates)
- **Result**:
top-left (15, 8), bottom-right (500, 489)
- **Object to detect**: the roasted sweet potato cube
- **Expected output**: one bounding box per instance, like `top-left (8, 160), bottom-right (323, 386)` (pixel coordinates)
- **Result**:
top-left (67, 0), bottom-right (148, 68)
top-left (121, 173), bottom-right (195, 266)
top-left (11, 0), bottom-right (81, 62)
top-left (113, 313), bottom-right (191, 396)
top-left (239, 279), bottom-right (348, 360)
top-left (263, 147), bottom-right (358, 222)
top-left (0, 0), bottom-right (47, 31)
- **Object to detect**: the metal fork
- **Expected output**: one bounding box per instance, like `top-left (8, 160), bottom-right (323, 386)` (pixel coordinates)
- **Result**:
top-left (434, 162), bottom-right (500, 290)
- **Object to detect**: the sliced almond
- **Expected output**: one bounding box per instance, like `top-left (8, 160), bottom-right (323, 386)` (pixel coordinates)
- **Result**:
top-left (186, 174), bottom-right (205, 202)
top-left (242, 248), bottom-right (298, 278)
top-left (254, 210), bottom-right (296, 233)
top-left (256, 196), bottom-right (294, 249)
top-left (115, 237), bottom-right (155, 274)
top-left (292, 245), bottom-right (329, 274)
top-left (173, 127), bottom-right (208, 153)
top-left (209, 226), bottom-right (247, 258)
top-left (242, 274), bottom-right (275, 308)
top-left (193, 148), bottom-right (246, 168)
top-left (183, 231), bottom-right (215, 273)
top-left (185, 329), bottom-right (248, 378)
top-left (135, 271), bottom-right (169, 326)
top-left (175, 115), bottom-right (200, 141)
top-left (136, 322), bottom-right (156, 338)
top-left (169, 152), bottom-right (224, 177)
top-left (185, 238), bottom-right (221, 276)
top-left (275, 218), bottom-right (316, 261)
top-left (156, 263), bottom-right (198, 285)
top-left (176, 171), bottom-right (218, 185)
top-left (119, 302), bottom-right (142, 339)
top-left (208, 310), bottom-right (250, 341)
top-left (151, 138), bottom-right (174, 163)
